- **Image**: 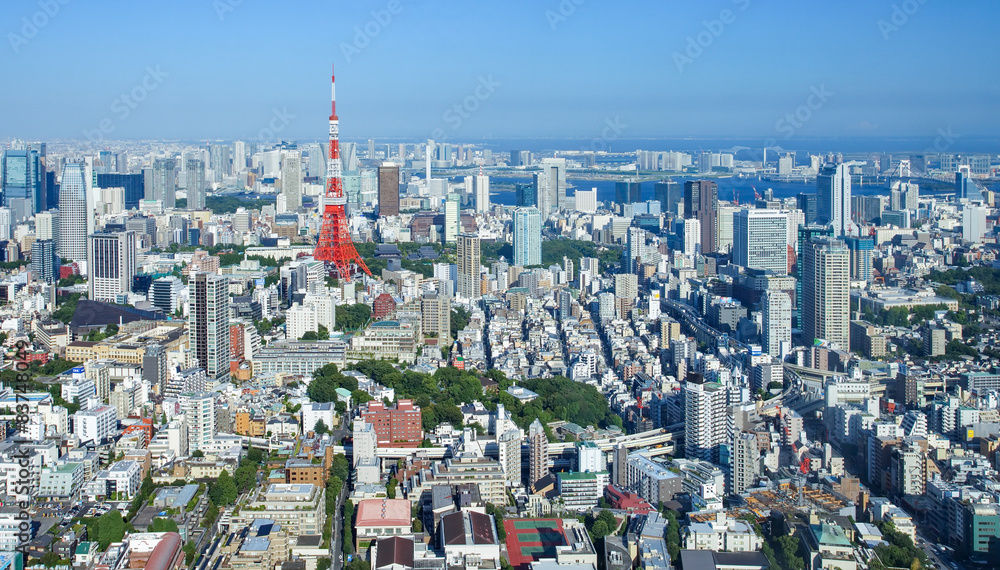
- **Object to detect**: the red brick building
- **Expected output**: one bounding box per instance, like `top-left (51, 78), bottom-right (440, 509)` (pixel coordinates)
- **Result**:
top-left (230, 323), bottom-right (245, 357)
top-left (373, 293), bottom-right (397, 320)
top-left (360, 399), bottom-right (423, 448)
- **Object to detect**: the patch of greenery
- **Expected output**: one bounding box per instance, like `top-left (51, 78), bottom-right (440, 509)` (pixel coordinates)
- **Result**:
top-left (336, 304), bottom-right (371, 332)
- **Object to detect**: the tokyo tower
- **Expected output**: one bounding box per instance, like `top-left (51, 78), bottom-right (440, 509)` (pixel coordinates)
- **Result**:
top-left (314, 65), bottom-right (371, 280)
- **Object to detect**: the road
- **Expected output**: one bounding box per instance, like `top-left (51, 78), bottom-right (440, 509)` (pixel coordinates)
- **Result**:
top-left (331, 406), bottom-right (352, 570)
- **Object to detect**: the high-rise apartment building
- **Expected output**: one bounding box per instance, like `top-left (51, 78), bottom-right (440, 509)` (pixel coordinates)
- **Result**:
top-left (281, 150), bottom-right (301, 211)
top-left (190, 272), bottom-right (230, 384)
top-left (151, 158), bottom-right (176, 208)
top-left (151, 276), bottom-right (183, 314)
top-left (817, 164), bottom-right (852, 237)
top-left (456, 233), bottom-right (480, 299)
top-left (474, 173), bottom-right (490, 213)
top-left (30, 239), bottom-right (58, 284)
top-left (421, 292), bottom-right (451, 343)
top-left (762, 290), bottom-right (791, 358)
top-left (185, 158), bottom-right (206, 210)
top-left (513, 207), bottom-right (542, 267)
top-left (730, 432), bottom-right (760, 495)
top-left (444, 193), bottom-right (461, 243)
top-left (529, 418), bottom-right (549, 491)
top-left (378, 164), bottom-right (400, 217)
top-left (96, 173), bottom-right (144, 210)
top-left (733, 209), bottom-right (788, 274)
top-left (88, 232), bottom-right (136, 302)
top-left (58, 162), bottom-right (94, 265)
top-left (181, 391), bottom-right (215, 454)
top-left (802, 237), bottom-right (849, 348)
top-left (684, 380), bottom-right (727, 463)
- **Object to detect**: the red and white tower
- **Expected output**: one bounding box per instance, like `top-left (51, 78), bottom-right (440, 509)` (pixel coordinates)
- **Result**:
top-left (314, 65), bottom-right (371, 280)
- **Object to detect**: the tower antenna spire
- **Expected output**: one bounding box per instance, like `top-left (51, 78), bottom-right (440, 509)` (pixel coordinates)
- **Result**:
top-left (314, 65), bottom-right (371, 280)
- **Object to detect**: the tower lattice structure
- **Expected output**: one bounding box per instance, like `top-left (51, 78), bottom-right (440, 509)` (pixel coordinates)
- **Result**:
top-left (314, 65), bottom-right (371, 280)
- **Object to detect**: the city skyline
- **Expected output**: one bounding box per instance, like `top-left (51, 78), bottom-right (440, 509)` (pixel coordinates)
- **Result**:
top-left (1, 1), bottom-right (998, 142)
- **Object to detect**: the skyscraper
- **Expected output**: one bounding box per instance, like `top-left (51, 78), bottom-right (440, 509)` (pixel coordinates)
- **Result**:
top-left (802, 237), bottom-right (849, 348)
top-left (444, 193), bottom-right (461, 243)
top-left (96, 173), bottom-right (144, 211)
top-left (733, 209), bottom-right (789, 274)
top-left (421, 292), bottom-right (451, 343)
top-left (30, 239), bottom-right (58, 284)
top-left (88, 232), bottom-right (136, 303)
top-left (190, 272), bottom-right (231, 384)
top-left (625, 227), bottom-right (644, 274)
top-left (281, 150), bottom-right (301, 211)
top-left (844, 236), bottom-right (874, 281)
top-left (1, 148), bottom-right (44, 220)
top-left (513, 207), bottom-right (542, 267)
top-left (796, 193), bottom-right (818, 225)
top-left (185, 158), bottom-right (206, 210)
top-left (654, 180), bottom-right (680, 215)
top-left (377, 164), bottom-right (399, 217)
top-left (575, 188), bottom-right (597, 213)
top-left (684, 379), bottom-right (727, 463)
top-left (181, 391), bottom-right (215, 453)
top-left (151, 158), bottom-right (176, 208)
top-left (474, 172), bottom-right (490, 213)
top-left (817, 164), bottom-right (852, 237)
top-left (58, 161), bottom-right (93, 265)
top-left (762, 290), bottom-right (791, 358)
top-left (794, 224), bottom-right (832, 330)
top-left (615, 180), bottom-right (641, 204)
top-left (962, 203), bottom-right (988, 243)
top-left (529, 418), bottom-right (549, 492)
top-left (731, 432), bottom-right (760, 495)
top-left (456, 233), bottom-right (480, 299)
top-left (684, 180), bottom-right (718, 252)
top-left (515, 183), bottom-right (537, 208)
top-left (541, 157), bottom-right (567, 211)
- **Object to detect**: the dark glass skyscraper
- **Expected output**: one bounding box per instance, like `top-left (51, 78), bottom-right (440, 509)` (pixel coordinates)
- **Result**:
top-left (515, 183), bottom-right (537, 208)
top-left (1, 148), bottom-right (44, 220)
top-left (615, 181), bottom-right (641, 204)
top-left (96, 173), bottom-right (144, 210)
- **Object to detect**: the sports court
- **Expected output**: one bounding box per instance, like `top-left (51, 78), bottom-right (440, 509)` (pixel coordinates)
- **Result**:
top-left (503, 519), bottom-right (572, 570)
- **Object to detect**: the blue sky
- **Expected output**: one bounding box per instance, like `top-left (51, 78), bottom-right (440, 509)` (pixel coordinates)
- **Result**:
top-left (2, 0), bottom-right (998, 142)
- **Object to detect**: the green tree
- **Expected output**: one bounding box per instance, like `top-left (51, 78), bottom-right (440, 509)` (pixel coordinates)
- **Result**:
top-left (318, 324), bottom-right (330, 340)
top-left (184, 541), bottom-right (197, 565)
top-left (386, 478), bottom-right (398, 499)
top-left (330, 454), bottom-right (350, 482)
top-left (336, 304), bottom-right (372, 331)
top-left (191, 450), bottom-right (204, 458)
top-left (313, 419), bottom-right (329, 435)
top-left (209, 470), bottom-right (238, 506)
top-left (97, 510), bottom-right (126, 550)
top-left (300, 330), bottom-right (319, 341)
top-left (234, 461), bottom-right (257, 494)
top-left (451, 306), bottom-right (470, 338)
top-left (149, 517), bottom-right (180, 532)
